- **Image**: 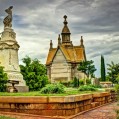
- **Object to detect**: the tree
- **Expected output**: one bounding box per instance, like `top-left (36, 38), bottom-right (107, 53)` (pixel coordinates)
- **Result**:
top-left (107, 61), bottom-right (119, 83)
top-left (77, 60), bottom-right (96, 79)
top-left (101, 55), bottom-right (106, 81)
top-left (0, 66), bottom-right (8, 92)
top-left (20, 56), bottom-right (49, 91)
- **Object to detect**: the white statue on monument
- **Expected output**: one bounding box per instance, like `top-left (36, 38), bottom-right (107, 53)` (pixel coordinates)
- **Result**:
top-left (0, 6), bottom-right (28, 92)
top-left (3, 6), bottom-right (13, 28)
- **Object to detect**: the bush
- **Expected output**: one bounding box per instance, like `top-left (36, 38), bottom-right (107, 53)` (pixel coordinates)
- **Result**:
top-left (20, 56), bottom-right (49, 91)
top-left (89, 84), bottom-right (102, 88)
top-left (86, 78), bottom-right (91, 84)
top-left (0, 66), bottom-right (8, 92)
top-left (60, 81), bottom-right (71, 87)
top-left (72, 77), bottom-right (79, 87)
top-left (78, 85), bottom-right (97, 91)
top-left (40, 83), bottom-right (65, 94)
top-left (79, 79), bottom-right (84, 85)
top-left (115, 84), bottom-right (119, 93)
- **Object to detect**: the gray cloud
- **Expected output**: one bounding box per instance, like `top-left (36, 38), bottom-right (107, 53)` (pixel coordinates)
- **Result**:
top-left (0, 0), bottom-right (119, 77)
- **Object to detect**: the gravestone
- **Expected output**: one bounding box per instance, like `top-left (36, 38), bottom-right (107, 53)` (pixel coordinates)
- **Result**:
top-left (91, 78), bottom-right (100, 86)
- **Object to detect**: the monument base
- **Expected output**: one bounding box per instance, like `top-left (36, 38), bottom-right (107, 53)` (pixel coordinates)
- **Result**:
top-left (7, 86), bottom-right (29, 92)
top-left (6, 71), bottom-right (29, 92)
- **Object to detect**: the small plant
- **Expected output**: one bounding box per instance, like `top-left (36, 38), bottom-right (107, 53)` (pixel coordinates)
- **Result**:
top-left (86, 78), bottom-right (91, 84)
top-left (115, 84), bottom-right (119, 93)
top-left (72, 77), bottom-right (79, 87)
top-left (115, 84), bottom-right (119, 119)
top-left (79, 79), bottom-right (84, 85)
top-left (60, 81), bottom-right (71, 87)
top-left (89, 84), bottom-right (102, 88)
top-left (0, 66), bottom-right (8, 92)
top-left (40, 83), bottom-right (65, 94)
top-left (78, 85), bottom-right (97, 91)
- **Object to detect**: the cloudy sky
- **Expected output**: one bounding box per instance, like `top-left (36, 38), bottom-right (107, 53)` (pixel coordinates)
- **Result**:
top-left (0, 0), bottom-right (119, 77)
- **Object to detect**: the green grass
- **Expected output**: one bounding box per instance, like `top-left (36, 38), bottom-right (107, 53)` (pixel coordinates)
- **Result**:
top-left (0, 87), bottom-right (105, 96)
top-left (0, 116), bottom-right (16, 119)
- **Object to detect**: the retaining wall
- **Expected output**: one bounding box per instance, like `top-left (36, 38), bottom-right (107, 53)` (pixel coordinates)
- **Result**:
top-left (0, 92), bottom-right (117, 116)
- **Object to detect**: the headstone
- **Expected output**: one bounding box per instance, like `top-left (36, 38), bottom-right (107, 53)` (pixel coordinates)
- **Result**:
top-left (91, 78), bottom-right (100, 86)
top-left (0, 6), bottom-right (28, 92)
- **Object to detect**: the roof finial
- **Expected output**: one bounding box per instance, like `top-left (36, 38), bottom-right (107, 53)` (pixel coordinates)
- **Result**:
top-left (58, 34), bottom-right (61, 45)
top-left (63, 15), bottom-right (68, 25)
top-left (71, 41), bottom-right (73, 46)
top-left (80, 36), bottom-right (84, 47)
top-left (50, 40), bottom-right (53, 50)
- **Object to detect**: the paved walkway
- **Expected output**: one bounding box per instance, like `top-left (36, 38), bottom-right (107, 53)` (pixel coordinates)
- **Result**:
top-left (0, 102), bottom-right (118, 119)
top-left (72, 102), bottom-right (119, 119)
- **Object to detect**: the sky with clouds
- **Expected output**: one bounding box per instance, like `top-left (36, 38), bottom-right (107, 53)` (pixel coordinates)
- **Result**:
top-left (0, 0), bottom-right (119, 77)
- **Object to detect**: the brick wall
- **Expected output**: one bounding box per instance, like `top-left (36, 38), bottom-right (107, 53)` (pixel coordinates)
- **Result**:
top-left (0, 92), bottom-right (117, 116)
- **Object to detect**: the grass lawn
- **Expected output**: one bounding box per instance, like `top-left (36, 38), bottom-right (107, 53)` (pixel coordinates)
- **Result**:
top-left (0, 116), bottom-right (16, 119)
top-left (0, 87), bottom-right (106, 96)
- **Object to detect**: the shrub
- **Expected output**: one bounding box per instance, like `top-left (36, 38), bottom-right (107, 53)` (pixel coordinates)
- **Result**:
top-left (86, 78), bottom-right (91, 84)
top-left (115, 84), bottom-right (119, 93)
top-left (79, 79), bottom-right (84, 85)
top-left (72, 77), bottom-right (79, 87)
top-left (40, 83), bottom-right (65, 94)
top-left (78, 85), bottom-right (97, 91)
top-left (0, 66), bottom-right (8, 92)
top-left (60, 81), bottom-right (71, 87)
top-left (89, 84), bottom-right (102, 88)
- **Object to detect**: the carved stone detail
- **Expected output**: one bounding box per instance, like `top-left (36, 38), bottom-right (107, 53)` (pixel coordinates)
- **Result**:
top-left (3, 6), bottom-right (13, 28)
top-left (0, 42), bottom-right (19, 50)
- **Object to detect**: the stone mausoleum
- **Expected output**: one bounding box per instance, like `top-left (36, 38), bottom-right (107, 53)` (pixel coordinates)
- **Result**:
top-left (0, 6), bottom-right (28, 92)
top-left (46, 15), bottom-right (86, 83)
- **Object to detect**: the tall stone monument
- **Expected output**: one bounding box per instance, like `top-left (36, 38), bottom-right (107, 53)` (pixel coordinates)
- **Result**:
top-left (0, 6), bottom-right (28, 92)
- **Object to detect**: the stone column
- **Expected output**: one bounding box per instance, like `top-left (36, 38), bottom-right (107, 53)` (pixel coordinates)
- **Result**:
top-left (0, 6), bottom-right (28, 92)
top-left (0, 27), bottom-right (28, 92)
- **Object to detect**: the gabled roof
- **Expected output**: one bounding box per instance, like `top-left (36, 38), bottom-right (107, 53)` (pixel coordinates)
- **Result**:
top-left (46, 45), bottom-right (86, 65)
top-left (46, 15), bottom-right (86, 66)
top-left (46, 48), bottom-right (57, 65)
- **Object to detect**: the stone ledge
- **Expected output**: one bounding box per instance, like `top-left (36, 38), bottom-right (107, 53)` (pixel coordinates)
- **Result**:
top-left (0, 94), bottom-right (93, 103)
top-left (0, 97), bottom-right (48, 103)
top-left (93, 92), bottom-right (110, 97)
top-left (0, 92), bottom-right (117, 116)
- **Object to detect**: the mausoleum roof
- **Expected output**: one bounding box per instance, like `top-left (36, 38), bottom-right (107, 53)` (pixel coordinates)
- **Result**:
top-left (46, 45), bottom-right (86, 65)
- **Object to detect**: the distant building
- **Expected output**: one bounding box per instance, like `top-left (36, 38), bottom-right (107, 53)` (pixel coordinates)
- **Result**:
top-left (46, 15), bottom-right (86, 83)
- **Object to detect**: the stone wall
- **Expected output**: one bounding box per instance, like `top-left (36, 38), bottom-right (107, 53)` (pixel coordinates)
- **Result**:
top-left (0, 92), bottom-right (117, 117)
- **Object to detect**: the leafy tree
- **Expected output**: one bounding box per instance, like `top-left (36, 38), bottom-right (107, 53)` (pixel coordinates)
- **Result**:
top-left (77, 60), bottom-right (96, 79)
top-left (20, 56), bottom-right (49, 91)
top-left (107, 61), bottom-right (119, 84)
top-left (0, 66), bottom-right (8, 92)
top-left (101, 55), bottom-right (106, 81)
